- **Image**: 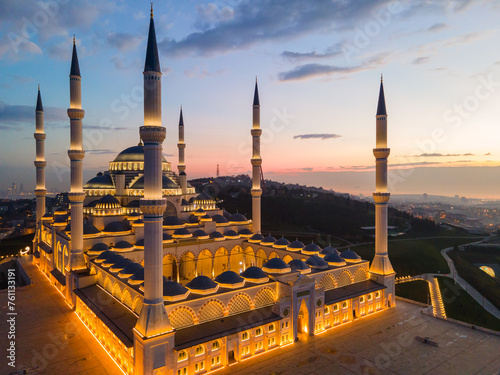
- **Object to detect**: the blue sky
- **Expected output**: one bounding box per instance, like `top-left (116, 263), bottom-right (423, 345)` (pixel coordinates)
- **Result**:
top-left (1, 0), bottom-right (500, 198)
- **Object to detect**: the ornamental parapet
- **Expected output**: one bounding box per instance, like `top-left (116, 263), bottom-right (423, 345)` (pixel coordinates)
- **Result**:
top-left (177, 143), bottom-right (186, 149)
top-left (140, 126), bottom-right (166, 143)
top-left (140, 199), bottom-right (167, 216)
top-left (251, 189), bottom-right (262, 197)
top-left (67, 108), bottom-right (85, 119)
top-left (373, 148), bottom-right (390, 158)
top-left (68, 150), bottom-right (85, 160)
top-left (34, 133), bottom-right (46, 141)
top-left (68, 192), bottom-right (86, 203)
top-left (34, 161), bottom-right (47, 168)
top-left (251, 158), bottom-right (262, 166)
top-left (373, 192), bottom-right (391, 203)
top-left (251, 129), bottom-right (262, 136)
top-left (34, 189), bottom-right (47, 197)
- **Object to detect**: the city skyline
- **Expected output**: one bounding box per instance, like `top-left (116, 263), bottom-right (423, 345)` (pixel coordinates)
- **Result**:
top-left (1, 1), bottom-right (500, 198)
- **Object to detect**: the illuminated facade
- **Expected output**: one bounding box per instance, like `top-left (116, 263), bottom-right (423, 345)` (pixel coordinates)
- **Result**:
top-left (32, 7), bottom-right (395, 375)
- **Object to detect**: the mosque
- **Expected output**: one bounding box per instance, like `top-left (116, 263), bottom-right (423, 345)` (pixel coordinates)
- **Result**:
top-left (32, 6), bottom-right (396, 375)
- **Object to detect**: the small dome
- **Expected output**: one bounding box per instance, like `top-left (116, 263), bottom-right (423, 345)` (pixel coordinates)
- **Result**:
top-left (126, 200), bottom-right (141, 207)
top-left (113, 240), bottom-right (134, 252)
top-left (128, 268), bottom-right (145, 285)
top-left (262, 257), bottom-right (291, 274)
top-left (319, 246), bottom-right (339, 258)
top-left (132, 219), bottom-right (144, 226)
top-left (305, 255), bottom-right (329, 270)
top-left (200, 214), bottom-right (212, 222)
top-left (211, 214), bottom-right (229, 224)
top-left (324, 252), bottom-right (346, 266)
top-left (95, 195), bottom-right (121, 209)
top-left (261, 235), bottom-right (277, 246)
top-left (118, 263), bottom-right (143, 278)
top-left (102, 253), bottom-right (125, 268)
top-left (179, 171), bottom-right (186, 176)
top-left (341, 249), bottom-right (362, 263)
top-left (186, 275), bottom-right (219, 295)
top-left (194, 193), bottom-right (213, 203)
top-left (130, 175), bottom-right (178, 190)
top-left (85, 200), bottom-right (99, 208)
top-left (273, 238), bottom-right (290, 248)
top-left (192, 229), bottom-right (209, 239)
top-left (302, 243), bottom-right (321, 255)
top-left (173, 228), bottom-right (192, 238)
top-left (164, 216), bottom-right (184, 227)
top-left (84, 173), bottom-right (114, 189)
top-left (248, 233), bottom-right (264, 243)
top-left (210, 231), bottom-right (225, 241)
top-left (240, 267), bottom-right (269, 283)
top-left (238, 228), bottom-right (253, 238)
top-left (193, 208), bottom-right (205, 217)
top-left (163, 233), bottom-right (174, 243)
top-left (110, 258), bottom-right (134, 273)
top-left (95, 250), bottom-right (115, 263)
top-left (187, 215), bottom-right (200, 224)
top-left (288, 259), bottom-right (311, 274)
top-left (223, 230), bottom-right (239, 239)
top-left (135, 238), bottom-right (145, 248)
top-left (88, 243), bottom-right (109, 255)
top-left (222, 210), bottom-right (232, 220)
top-left (229, 213), bottom-right (248, 223)
top-left (287, 240), bottom-right (304, 252)
top-left (215, 271), bottom-right (245, 289)
top-left (103, 221), bottom-right (129, 234)
top-left (163, 279), bottom-right (189, 301)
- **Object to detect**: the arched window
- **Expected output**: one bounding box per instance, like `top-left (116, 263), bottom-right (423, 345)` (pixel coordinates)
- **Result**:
top-left (255, 327), bottom-right (262, 336)
top-left (195, 345), bottom-right (205, 356)
top-left (178, 350), bottom-right (188, 362)
top-left (212, 340), bottom-right (221, 351)
top-left (268, 323), bottom-right (275, 332)
top-left (241, 331), bottom-right (249, 341)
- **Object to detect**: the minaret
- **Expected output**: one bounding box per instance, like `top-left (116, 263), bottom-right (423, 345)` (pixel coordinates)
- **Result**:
top-left (67, 36), bottom-right (86, 272)
top-left (34, 85), bottom-right (46, 228)
top-left (369, 76), bottom-right (396, 308)
top-left (135, 5), bottom-right (172, 341)
top-left (177, 107), bottom-right (187, 195)
top-left (251, 79), bottom-right (262, 234)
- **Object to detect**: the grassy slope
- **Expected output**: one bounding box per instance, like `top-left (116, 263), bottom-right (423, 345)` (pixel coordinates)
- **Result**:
top-left (436, 276), bottom-right (500, 332)
top-left (395, 280), bottom-right (430, 304)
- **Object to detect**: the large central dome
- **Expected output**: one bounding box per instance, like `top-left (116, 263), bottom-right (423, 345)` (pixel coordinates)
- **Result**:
top-left (113, 144), bottom-right (167, 163)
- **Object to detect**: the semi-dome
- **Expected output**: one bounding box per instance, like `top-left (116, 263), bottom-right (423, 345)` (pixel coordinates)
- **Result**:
top-left (319, 246), bottom-right (339, 258)
top-left (210, 231), bottom-right (225, 241)
top-left (130, 175), bottom-right (178, 190)
top-left (302, 243), bottom-right (321, 255)
top-left (288, 259), bottom-right (311, 274)
top-left (305, 255), bottom-right (329, 270)
top-left (128, 267), bottom-right (145, 285)
top-left (95, 250), bottom-right (115, 263)
top-left (163, 279), bottom-right (190, 301)
top-left (194, 193), bottom-right (213, 204)
top-left (273, 237), bottom-right (290, 248)
top-left (324, 252), bottom-right (346, 266)
top-left (113, 144), bottom-right (167, 163)
top-left (214, 271), bottom-right (245, 289)
top-left (238, 228), bottom-right (253, 238)
top-left (118, 263), bottom-right (143, 278)
top-left (341, 249), bottom-right (362, 263)
top-left (95, 195), bottom-right (121, 209)
top-left (211, 214), bottom-right (229, 224)
top-left (103, 221), bottom-right (130, 234)
top-left (83, 173), bottom-right (114, 189)
top-left (262, 257), bottom-right (291, 274)
top-left (192, 229), bottom-right (209, 239)
top-left (88, 242), bottom-right (109, 256)
top-left (185, 275), bottom-right (219, 295)
top-left (113, 240), bottom-right (134, 252)
top-left (248, 233), bottom-right (264, 243)
top-left (261, 235), bottom-right (277, 246)
top-left (224, 230), bottom-right (239, 239)
top-left (110, 258), bottom-right (134, 273)
top-left (173, 228), bottom-right (192, 238)
top-left (101, 253), bottom-right (124, 268)
top-left (287, 240), bottom-right (304, 252)
top-left (240, 266), bottom-right (269, 283)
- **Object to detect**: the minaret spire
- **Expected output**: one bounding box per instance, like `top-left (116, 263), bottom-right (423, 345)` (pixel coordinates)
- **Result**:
top-left (251, 78), bottom-right (262, 233)
top-left (370, 76), bottom-right (395, 308)
top-left (144, 7), bottom-right (161, 73)
top-left (70, 36), bottom-right (80, 77)
top-left (178, 106), bottom-right (187, 195)
top-left (34, 85), bottom-right (46, 231)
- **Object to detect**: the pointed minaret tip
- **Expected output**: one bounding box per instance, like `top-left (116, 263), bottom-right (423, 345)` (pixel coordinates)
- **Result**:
top-left (36, 84), bottom-right (43, 112)
top-left (376, 76), bottom-right (387, 116)
top-left (73, 35), bottom-right (75, 45)
top-left (144, 5), bottom-right (161, 73)
top-left (179, 106), bottom-right (184, 127)
top-left (150, 2), bottom-right (153, 19)
top-left (70, 37), bottom-right (81, 77)
top-left (253, 78), bottom-right (260, 106)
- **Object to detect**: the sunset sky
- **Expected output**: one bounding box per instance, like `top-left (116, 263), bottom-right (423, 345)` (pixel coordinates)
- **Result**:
top-left (1, 0), bottom-right (500, 198)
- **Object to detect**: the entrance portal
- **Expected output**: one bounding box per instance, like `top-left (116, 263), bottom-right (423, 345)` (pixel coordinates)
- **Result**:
top-left (297, 299), bottom-right (309, 338)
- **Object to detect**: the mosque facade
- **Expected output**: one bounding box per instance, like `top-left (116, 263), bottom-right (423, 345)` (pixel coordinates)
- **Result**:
top-left (32, 7), bottom-right (395, 375)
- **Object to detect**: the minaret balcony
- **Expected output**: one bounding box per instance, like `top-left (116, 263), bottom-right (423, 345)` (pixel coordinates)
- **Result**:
top-left (373, 148), bottom-right (390, 158)
top-left (373, 192), bottom-right (390, 203)
top-left (251, 129), bottom-right (262, 136)
top-left (67, 108), bottom-right (85, 119)
top-left (34, 133), bottom-right (46, 141)
top-left (140, 126), bottom-right (166, 143)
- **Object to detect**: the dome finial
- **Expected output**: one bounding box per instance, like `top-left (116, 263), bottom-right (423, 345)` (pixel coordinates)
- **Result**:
top-left (38, 83), bottom-right (40, 91)
top-left (381, 73), bottom-right (383, 82)
top-left (73, 35), bottom-right (75, 45)
top-left (150, 2), bottom-right (153, 19)
top-left (138, 139), bottom-right (143, 146)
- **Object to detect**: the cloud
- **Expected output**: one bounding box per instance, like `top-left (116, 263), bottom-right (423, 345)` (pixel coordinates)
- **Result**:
top-left (184, 65), bottom-right (224, 79)
top-left (415, 153), bottom-right (475, 157)
top-left (485, 152), bottom-right (491, 156)
top-left (302, 167), bottom-right (313, 172)
top-left (159, 0), bottom-right (383, 57)
top-left (106, 33), bottom-right (143, 51)
top-left (412, 56), bottom-right (429, 65)
top-left (281, 43), bottom-right (343, 63)
top-left (86, 149), bottom-right (116, 155)
top-left (294, 134), bottom-right (341, 140)
top-left (0, 101), bottom-right (66, 130)
top-left (426, 23), bottom-right (448, 32)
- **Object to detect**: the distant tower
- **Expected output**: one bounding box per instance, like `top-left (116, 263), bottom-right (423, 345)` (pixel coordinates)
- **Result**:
top-left (134, 7), bottom-right (173, 374)
top-left (369, 76), bottom-right (396, 308)
top-left (216, 164), bottom-right (220, 177)
top-left (177, 107), bottom-right (187, 195)
top-left (67, 36), bottom-right (86, 273)
top-left (251, 79), bottom-right (262, 234)
top-left (34, 85), bottom-right (46, 224)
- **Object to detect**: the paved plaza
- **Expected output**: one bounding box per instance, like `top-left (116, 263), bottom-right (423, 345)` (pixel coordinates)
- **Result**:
top-left (1, 255), bottom-right (500, 375)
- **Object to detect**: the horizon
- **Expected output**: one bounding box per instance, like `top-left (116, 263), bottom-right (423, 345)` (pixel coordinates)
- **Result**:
top-left (1, 1), bottom-right (500, 198)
